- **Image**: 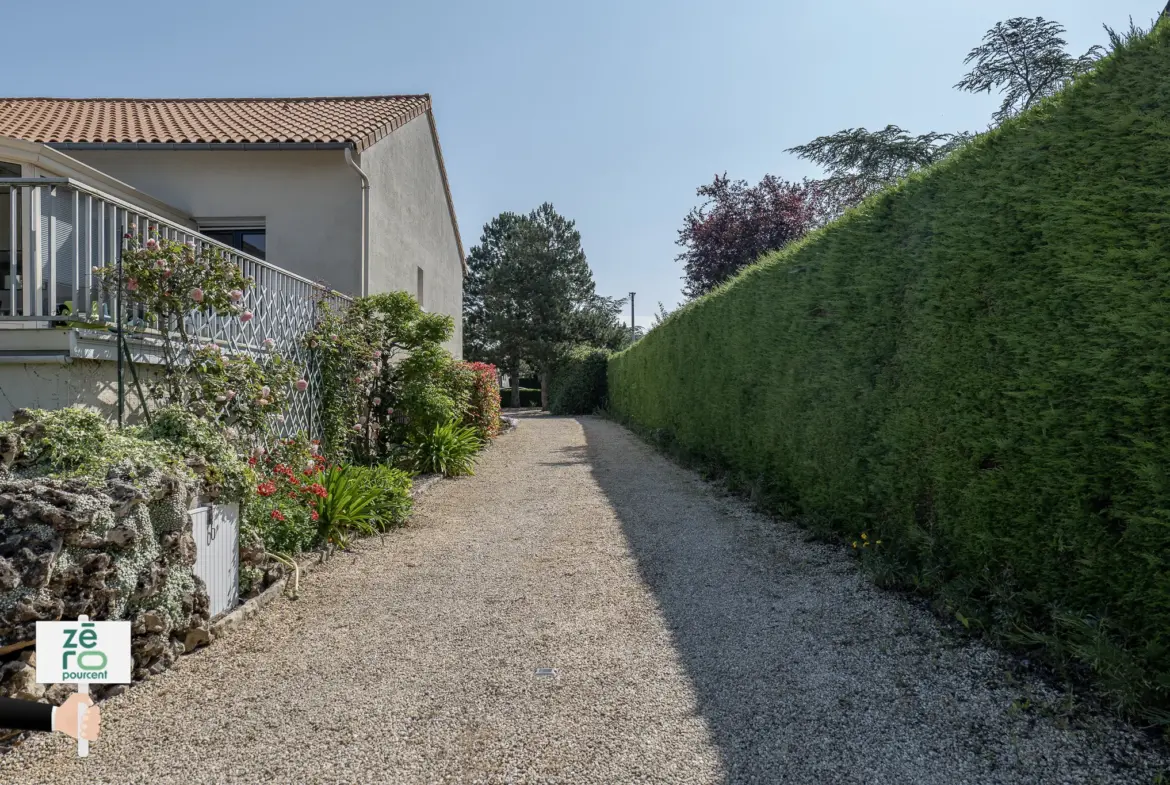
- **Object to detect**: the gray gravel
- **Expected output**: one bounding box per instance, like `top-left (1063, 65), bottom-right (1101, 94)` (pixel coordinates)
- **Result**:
top-left (2, 413), bottom-right (1167, 784)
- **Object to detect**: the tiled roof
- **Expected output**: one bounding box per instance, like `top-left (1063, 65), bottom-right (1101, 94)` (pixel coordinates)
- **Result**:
top-left (0, 95), bottom-right (432, 151)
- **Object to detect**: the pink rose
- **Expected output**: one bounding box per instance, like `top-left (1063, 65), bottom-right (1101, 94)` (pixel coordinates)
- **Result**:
top-left (190, 287), bottom-right (204, 303)
top-left (352, 424), bottom-right (362, 433)
top-left (145, 238), bottom-right (158, 250)
top-left (126, 278), bottom-right (139, 292)
top-left (230, 289), bottom-right (243, 302)
top-left (295, 379), bottom-right (309, 391)
top-left (372, 349), bottom-right (382, 359)
top-left (372, 397), bottom-right (381, 406)
top-left (263, 338), bottom-right (275, 350)
top-left (240, 310), bottom-right (253, 323)
top-left (260, 386), bottom-right (271, 397)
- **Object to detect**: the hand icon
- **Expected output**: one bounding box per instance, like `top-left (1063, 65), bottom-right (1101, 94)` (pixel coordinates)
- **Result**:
top-left (52, 693), bottom-right (100, 742)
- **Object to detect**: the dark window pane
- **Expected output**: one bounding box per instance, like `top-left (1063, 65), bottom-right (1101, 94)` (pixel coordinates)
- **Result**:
top-left (241, 233), bottom-right (265, 260)
top-left (0, 162), bottom-right (20, 178)
top-left (202, 231), bottom-right (234, 247)
top-left (199, 228), bottom-right (265, 260)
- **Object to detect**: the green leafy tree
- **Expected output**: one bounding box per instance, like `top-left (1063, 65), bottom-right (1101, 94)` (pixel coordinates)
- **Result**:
top-left (571, 294), bottom-right (634, 352)
top-left (955, 17), bottom-right (1103, 124)
top-left (463, 211), bottom-right (525, 371)
top-left (788, 128), bottom-right (971, 223)
top-left (468, 204), bottom-right (601, 409)
top-left (790, 15), bottom-right (1120, 222)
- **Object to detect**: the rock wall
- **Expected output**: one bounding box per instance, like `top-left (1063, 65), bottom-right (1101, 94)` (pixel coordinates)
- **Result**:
top-left (0, 418), bottom-right (213, 705)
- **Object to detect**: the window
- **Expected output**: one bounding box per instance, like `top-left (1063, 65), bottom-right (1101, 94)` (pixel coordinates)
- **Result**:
top-left (416, 266), bottom-right (425, 309)
top-left (197, 219), bottom-right (266, 260)
top-left (202, 229), bottom-right (266, 260)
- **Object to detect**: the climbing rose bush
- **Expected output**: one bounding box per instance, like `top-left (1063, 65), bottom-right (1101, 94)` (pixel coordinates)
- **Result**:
top-left (93, 226), bottom-right (303, 443)
top-left (95, 229), bottom-right (251, 327)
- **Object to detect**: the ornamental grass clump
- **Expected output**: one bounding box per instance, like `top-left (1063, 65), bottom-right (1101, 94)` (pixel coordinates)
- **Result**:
top-left (309, 464), bottom-right (382, 551)
top-left (404, 420), bottom-right (481, 477)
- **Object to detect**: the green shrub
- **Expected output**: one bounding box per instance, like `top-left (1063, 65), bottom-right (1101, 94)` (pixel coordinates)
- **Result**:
top-left (550, 347), bottom-right (610, 415)
top-left (403, 420), bottom-right (481, 477)
top-left (461, 361), bottom-right (501, 439)
top-left (350, 464), bottom-right (414, 530)
top-left (609, 23), bottom-right (1170, 718)
top-left (500, 388), bottom-right (542, 408)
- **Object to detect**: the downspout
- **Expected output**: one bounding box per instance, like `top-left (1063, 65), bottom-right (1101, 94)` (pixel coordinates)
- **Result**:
top-left (344, 145), bottom-right (370, 296)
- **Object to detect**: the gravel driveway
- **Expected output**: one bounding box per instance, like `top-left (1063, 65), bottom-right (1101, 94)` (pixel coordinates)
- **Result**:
top-left (2, 413), bottom-right (1167, 784)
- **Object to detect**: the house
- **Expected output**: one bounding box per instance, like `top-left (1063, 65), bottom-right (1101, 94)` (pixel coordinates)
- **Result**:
top-left (0, 95), bottom-right (465, 424)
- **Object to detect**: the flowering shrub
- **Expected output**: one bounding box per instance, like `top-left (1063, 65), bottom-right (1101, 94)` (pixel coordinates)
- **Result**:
top-left (94, 230), bottom-right (250, 330)
top-left (185, 345), bottom-right (299, 435)
top-left (306, 290), bottom-right (456, 462)
top-left (461, 361), bottom-right (501, 439)
top-left (243, 435), bottom-right (328, 555)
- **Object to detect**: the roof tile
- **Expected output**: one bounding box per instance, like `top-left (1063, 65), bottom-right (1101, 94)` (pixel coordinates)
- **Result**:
top-left (0, 95), bottom-right (431, 150)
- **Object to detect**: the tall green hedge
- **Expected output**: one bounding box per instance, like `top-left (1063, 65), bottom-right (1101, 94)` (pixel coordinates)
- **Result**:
top-left (609, 25), bottom-right (1170, 716)
top-left (550, 347), bottom-right (610, 415)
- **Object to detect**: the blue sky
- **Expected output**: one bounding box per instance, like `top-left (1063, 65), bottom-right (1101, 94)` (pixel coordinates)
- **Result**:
top-left (1, 0), bottom-right (1150, 326)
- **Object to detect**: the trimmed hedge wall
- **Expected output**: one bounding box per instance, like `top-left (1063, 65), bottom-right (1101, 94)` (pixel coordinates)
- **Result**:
top-left (609, 26), bottom-right (1170, 716)
top-left (550, 347), bottom-right (610, 415)
top-left (500, 387), bottom-right (542, 408)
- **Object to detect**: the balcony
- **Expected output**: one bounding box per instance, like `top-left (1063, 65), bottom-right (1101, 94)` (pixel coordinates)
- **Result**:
top-left (0, 176), bottom-right (349, 437)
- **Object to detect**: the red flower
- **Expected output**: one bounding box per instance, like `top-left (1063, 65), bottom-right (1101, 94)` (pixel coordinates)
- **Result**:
top-left (310, 511), bottom-right (319, 521)
top-left (270, 509), bottom-right (285, 521)
top-left (248, 456), bottom-right (258, 466)
top-left (306, 483), bottom-right (328, 498)
top-left (256, 481), bottom-right (277, 497)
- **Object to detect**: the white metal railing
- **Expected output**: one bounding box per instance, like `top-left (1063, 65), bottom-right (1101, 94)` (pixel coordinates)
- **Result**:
top-left (0, 177), bottom-right (351, 439)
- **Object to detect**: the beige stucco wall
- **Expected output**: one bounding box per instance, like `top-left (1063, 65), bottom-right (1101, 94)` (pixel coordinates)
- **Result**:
top-left (65, 130), bottom-right (464, 357)
top-left (359, 116), bottom-right (464, 358)
top-left (0, 360), bottom-right (152, 423)
top-left (65, 150), bottom-right (364, 296)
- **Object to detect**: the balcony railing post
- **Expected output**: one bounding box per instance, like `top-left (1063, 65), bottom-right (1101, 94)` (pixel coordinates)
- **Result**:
top-left (83, 194), bottom-right (92, 316)
top-left (71, 189), bottom-right (80, 317)
top-left (47, 186), bottom-right (57, 318)
top-left (25, 186), bottom-right (41, 317)
top-left (8, 186), bottom-right (17, 317)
